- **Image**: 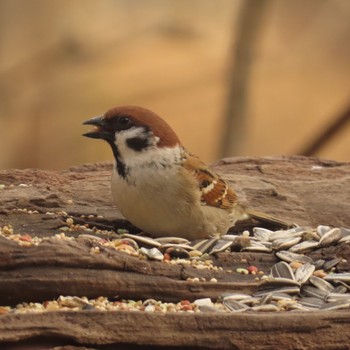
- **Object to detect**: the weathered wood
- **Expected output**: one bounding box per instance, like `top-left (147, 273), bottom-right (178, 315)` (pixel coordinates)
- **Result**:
top-left (0, 156), bottom-right (350, 349)
top-left (1, 310), bottom-right (350, 350)
top-left (0, 236), bottom-right (264, 305)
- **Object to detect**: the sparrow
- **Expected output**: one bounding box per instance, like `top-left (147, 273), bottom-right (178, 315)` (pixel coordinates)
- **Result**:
top-left (83, 106), bottom-right (288, 240)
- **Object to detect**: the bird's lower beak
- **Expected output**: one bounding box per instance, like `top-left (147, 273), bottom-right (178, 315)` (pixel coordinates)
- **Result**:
top-left (82, 116), bottom-right (110, 140)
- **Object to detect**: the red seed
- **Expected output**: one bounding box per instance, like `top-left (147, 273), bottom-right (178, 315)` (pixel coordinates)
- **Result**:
top-left (247, 266), bottom-right (258, 274)
top-left (0, 307), bottom-right (9, 315)
top-left (20, 234), bottom-right (32, 242)
top-left (163, 253), bottom-right (171, 261)
top-left (181, 305), bottom-right (193, 311)
top-left (181, 300), bottom-right (191, 306)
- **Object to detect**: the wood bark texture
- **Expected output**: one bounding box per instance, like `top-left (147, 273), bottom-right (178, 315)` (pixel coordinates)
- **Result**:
top-left (0, 156), bottom-right (349, 349)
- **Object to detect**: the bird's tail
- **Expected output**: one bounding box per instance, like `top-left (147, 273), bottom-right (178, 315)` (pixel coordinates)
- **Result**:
top-left (245, 208), bottom-right (291, 229)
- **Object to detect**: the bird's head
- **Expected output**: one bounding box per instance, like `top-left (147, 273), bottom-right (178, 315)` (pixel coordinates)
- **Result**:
top-left (83, 106), bottom-right (182, 176)
top-left (83, 106), bottom-right (180, 149)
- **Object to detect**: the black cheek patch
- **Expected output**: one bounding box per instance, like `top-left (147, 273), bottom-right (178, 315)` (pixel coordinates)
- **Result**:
top-left (126, 137), bottom-right (150, 151)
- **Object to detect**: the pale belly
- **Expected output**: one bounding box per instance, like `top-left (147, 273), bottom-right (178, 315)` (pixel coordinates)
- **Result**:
top-left (111, 168), bottom-right (231, 239)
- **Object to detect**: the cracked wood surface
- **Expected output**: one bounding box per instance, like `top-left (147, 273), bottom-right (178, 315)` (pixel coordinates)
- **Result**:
top-left (0, 156), bottom-right (350, 349)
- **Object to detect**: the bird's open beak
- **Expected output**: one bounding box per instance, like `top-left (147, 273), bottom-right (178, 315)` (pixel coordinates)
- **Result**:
top-left (82, 116), bottom-right (110, 140)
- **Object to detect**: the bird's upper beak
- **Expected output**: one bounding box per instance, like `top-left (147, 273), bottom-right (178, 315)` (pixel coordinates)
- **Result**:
top-left (82, 116), bottom-right (111, 140)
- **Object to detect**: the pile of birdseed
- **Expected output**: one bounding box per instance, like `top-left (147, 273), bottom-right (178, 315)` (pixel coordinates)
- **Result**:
top-left (1, 214), bottom-right (350, 313)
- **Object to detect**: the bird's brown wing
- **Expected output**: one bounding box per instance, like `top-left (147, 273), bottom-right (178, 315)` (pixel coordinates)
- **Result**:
top-left (183, 153), bottom-right (237, 210)
top-left (183, 153), bottom-right (291, 228)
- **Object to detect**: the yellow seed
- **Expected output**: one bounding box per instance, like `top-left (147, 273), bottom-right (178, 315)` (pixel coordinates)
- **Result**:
top-left (189, 250), bottom-right (202, 258)
top-left (66, 218), bottom-right (74, 226)
top-left (290, 261), bottom-right (303, 270)
top-left (313, 269), bottom-right (327, 278)
top-left (242, 230), bottom-right (250, 238)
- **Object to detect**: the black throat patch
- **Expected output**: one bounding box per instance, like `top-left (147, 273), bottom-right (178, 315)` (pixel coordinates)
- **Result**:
top-left (110, 142), bottom-right (128, 179)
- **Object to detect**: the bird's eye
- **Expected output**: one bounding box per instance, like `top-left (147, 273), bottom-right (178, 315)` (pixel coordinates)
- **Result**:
top-left (118, 116), bottom-right (130, 125)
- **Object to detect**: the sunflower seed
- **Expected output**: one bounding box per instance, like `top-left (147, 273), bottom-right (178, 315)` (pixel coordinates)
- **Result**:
top-left (242, 245), bottom-right (272, 253)
top-left (154, 237), bottom-right (190, 245)
top-left (269, 229), bottom-right (302, 242)
top-left (191, 238), bottom-right (218, 254)
top-left (320, 300), bottom-right (350, 311)
top-left (271, 227), bottom-right (306, 237)
top-left (255, 240), bottom-right (272, 247)
top-left (324, 273), bottom-right (350, 283)
top-left (253, 227), bottom-right (272, 242)
top-left (299, 297), bottom-right (325, 309)
top-left (333, 285), bottom-right (348, 294)
top-left (260, 293), bottom-right (273, 305)
top-left (332, 280), bottom-right (350, 291)
top-left (159, 243), bottom-right (194, 251)
top-left (221, 293), bottom-right (252, 301)
top-left (256, 286), bottom-right (301, 296)
top-left (284, 303), bottom-right (311, 311)
top-left (323, 258), bottom-right (342, 271)
top-left (209, 240), bottom-right (233, 254)
top-left (270, 292), bottom-right (295, 301)
top-left (340, 227), bottom-right (350, 236)
top-left (269, 230), bottom-right (303, 242)
top-left (223, 299), bottom-right (250, 312)
top-left (289, 240), bottom-right (319, 253)
top-left (301, 285), bottom-right (329, 300)
top-left (339, 235), bottom-right (350, 243)
top-left (276, 251), bottom-right (312, 264)
top-left (122, 233), bottom-right (161, 248)
top-left (309, 276), bottom-right (334, 293)
top-left (239, 297), bottom-right (261, 306)
top-left (140, 247), bottom-right (163, 261)
top-left (317, 225), bottom-right (331, 236)
top-left (271, 262), bottom-right (295, 280)
top-left (327, 293), bottom-right (350, 303)
top-left (319, 228), bottom-right (342, 247)
top-left (313, 259), bottom-right (326, 270)
top-left (272, 237), bottom-right (302, 251)
top-left (255, 279), bottom-right (300, 297)
top-left (295, 263), bottom-right (315, 284)
top-left (263, 277), bottom-right (300, 286)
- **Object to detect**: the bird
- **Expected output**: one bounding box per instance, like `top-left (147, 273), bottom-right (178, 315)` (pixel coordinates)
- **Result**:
top-left (83, 106), bottom-right (288, 240)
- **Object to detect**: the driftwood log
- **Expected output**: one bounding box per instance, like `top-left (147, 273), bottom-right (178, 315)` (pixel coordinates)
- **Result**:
top-left (0, 156), bottom-right (350, 349)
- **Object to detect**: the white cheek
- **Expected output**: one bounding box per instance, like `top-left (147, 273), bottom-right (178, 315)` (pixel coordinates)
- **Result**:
top-left (114, 128), bottom-right (144, 159)
top-left (113, 127), bottom-right (182, 170)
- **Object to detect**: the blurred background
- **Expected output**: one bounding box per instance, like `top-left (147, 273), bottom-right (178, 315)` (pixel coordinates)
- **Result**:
top-left (1, 0), bottom-right (350, 170)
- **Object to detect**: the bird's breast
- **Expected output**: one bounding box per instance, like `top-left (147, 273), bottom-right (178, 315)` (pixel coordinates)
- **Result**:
top-left (111, 165), bottom-right (197, 236)
top-left (111, 164), bottom-right (232, 239)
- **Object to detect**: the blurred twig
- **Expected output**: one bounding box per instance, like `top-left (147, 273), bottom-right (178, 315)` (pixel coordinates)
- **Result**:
top-left (300, 104), bottom-right (350, 156)
top-left (220, 0), bottom-right (269, 157)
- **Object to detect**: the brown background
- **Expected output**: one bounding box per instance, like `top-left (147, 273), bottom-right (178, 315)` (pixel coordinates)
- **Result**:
top-left (1, 0), bottom-right (350, 170)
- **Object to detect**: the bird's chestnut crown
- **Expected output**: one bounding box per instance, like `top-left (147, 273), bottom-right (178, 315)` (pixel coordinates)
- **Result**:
top-left (83, 106), bottom-right (181, 149)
